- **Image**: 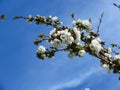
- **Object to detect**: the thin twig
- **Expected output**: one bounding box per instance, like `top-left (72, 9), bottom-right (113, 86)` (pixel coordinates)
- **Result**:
top-left (97, 13), bottom-right (104, 33)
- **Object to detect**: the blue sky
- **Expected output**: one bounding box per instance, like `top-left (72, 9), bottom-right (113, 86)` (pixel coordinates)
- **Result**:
top-left (0, 0), bottom-right (120, 90)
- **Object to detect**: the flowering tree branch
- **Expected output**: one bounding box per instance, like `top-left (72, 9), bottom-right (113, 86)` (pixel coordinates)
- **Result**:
top-left (11, 13), bottom-right (120, 80)
top-left (0, 11), bottom-right (120, 79)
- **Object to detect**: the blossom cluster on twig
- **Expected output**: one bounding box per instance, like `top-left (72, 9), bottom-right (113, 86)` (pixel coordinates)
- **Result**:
top-left (14, 14), bottom-right (120, 79)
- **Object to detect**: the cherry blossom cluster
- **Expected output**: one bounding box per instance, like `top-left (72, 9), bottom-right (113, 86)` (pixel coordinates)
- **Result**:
top-left (14, 14), bottom-right (120, 79)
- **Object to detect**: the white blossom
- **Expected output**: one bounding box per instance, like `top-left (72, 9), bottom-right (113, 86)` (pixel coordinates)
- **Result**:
top-left (87, 36), bottom-right (90, 38)
top-left (28, 15), bottom-right (32, 18)
top-left (57, 29), bottom-right (69, 35)
top-left (96, 37), bottom-right (101, 42)
top-left (89, 38), bottom-right (103, 55)
top-left (36, 14), bottom-right (40, 17)
top-left (50, 39), bottom-right (62, 48)
top-left (60, 21), bottom-right (63, 24)
top-left (108, 47), bottom-right (112, 53)
top-left (58, 29), bottom-right (74, 45)
top-left (78, 50), bottom-right (85, 56)
top-left (52, 16), bottom-right (58, 21)
top-left (104, 53), bottom-right (112, 58)
top-left (61, 35), bottom-right (74, 45)
top-left (72, 19), bottom-right (81, 26)
top-left (73, 27), bottom-right (81, 44)
top-left (50, 28), bottom-right (56, 36)
top-left (49, 15), bottom-right (52, 18)
top-left (72, 20), bottom-right (76, 26)
top-left (82, 20), bottom-right (91, 27)
top-left (37, 46), bottom-right (46, 53)
top-left (72, 19), bottom-right (91, 29)
top-left (102, 64), bottom-right (110, 72)
top-left (114, 54), bottom-right (120, 60)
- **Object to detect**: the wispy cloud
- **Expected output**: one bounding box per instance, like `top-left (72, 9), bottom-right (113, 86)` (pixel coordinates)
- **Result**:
top-left (49, 67), bottom-right (101, 90)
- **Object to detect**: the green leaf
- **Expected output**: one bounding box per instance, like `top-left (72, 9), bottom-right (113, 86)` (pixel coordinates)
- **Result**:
top-left (38, 33), bottom-right (46, 38)
top-left (75, 45), bottom-right (84, 50)
top-left (34, 39), bottom-right (40, 45)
